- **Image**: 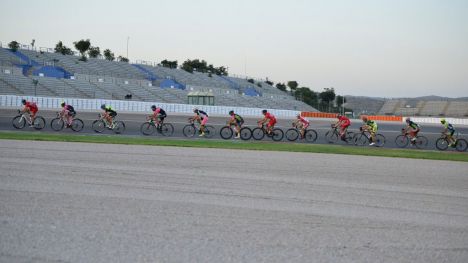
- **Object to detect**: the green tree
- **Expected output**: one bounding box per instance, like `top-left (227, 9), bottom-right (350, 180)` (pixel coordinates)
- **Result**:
top-left (275, 83), bottom-right (287, 92)
top-left (295, 87), bottom-right (319, 108)
top-left (118, 56), bottom-right (129, 63)
top-left (180, 59), bottom-right (228, 75)
top-left (54, 41), bottom-right (73, 55)
top-left (247, 78), bottom-right (254, 84)
top-left (265, 79), bottom-right (274, 86)
top-left (73, 39), bottom-right (91, 61)
top-left (287, 81), bottom-right (298, 92)
top-left (161, 59), bottom-right (178, 69)
top-left (319, 87), bottom-right (336, 112)
top-left (8, 41), bottom-right (19, 52)
top-left (88, 46), bottom-right (101, 58)
top-left (103, 49), bottom-right (115, 61)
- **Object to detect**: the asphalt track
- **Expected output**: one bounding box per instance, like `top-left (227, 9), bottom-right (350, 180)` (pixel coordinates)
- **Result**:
top-left (0, 140), bottom-right (467, 262)
top-left (1, 108), bottom-right (467, 151)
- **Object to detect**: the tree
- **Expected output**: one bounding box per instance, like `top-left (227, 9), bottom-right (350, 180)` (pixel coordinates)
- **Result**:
top-left (287, 81), bottom-right (298, 92)
top-left (295, 87), bottom-right (319, 108)
top-left (265, 79), bottom-right (274, 86)
top-left (247, 78), bottom-right (254, 84)
top-left (275, 83), bottom-right (287, 92)
top-left (118, 56), bottom-right (129, 63)
top-left (103, 49), bottom-right (115, 61)
top-left (319, 87), bottom-right (336, 112)
top-left (8, 41), bottom-right (19, 52)
top-left (88, 46), bottom-right (101, 58)
top-left (161, 59), bottom-right (178, 69)
top-left (73, 39), bottom-right (91, 61)
top-left (180, 59), bottom-right (228, 75)
top-left (54, 41), bottom-right (73, 55)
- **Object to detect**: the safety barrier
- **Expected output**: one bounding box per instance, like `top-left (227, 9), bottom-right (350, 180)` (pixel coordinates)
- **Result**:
top-left (402, 116), bottom-right (468, 126)
top-left (365, 115), bottom-right (403, 122)
top-left (0, 95), bottom-right (300, 118)
top-left (301, 112), bottom-right (337, 118)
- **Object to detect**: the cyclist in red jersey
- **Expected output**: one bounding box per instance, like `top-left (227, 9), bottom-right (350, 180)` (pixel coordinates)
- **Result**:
top-left (258, 109), bottom-right (276, 135)
top-left (334, 114), bottom-right (351, 141)
top-left (293, 114), bottom-right (309, 139)
top-left (21, 99), bottom-right (38, 127)
top-left (60, 102), bottom-right (76, 127)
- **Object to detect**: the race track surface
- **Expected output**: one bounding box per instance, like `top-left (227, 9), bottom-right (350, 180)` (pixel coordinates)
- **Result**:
top-left (1, 140), bottom-right (467, 262)
top-left (1, 108), bottom-right (467, 151)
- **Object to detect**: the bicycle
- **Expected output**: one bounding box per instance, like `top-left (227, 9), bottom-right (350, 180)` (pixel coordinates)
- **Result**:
top-left (12, 110), bottom-right (46, 130)
top-left (252, 124), bottom-right (284, 141)
top-left (325, 125), bottom-right (354, 144)
top-left (435, 132), bottom-right (467, 152)
top-left (395, 129), bottom-right (428, 149)
top-left (50, 111), bottom-right (84, 132)
top-left (92, 113), bottom-right (125, 134)
top-left (140, 118), bottom-right (174, 136)
top-left (219, 122), bottom-right (252, 140)
top-left (182, 119), bottom-right (215, 138)
top-left (353, 128), bottom-right (386, 147)
top-left (285, 124), bottom-right (318, 143)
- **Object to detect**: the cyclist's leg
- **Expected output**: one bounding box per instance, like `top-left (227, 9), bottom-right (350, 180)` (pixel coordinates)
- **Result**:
top-left (200, 117), bottom-right (208, 134)
top-left (30, 110), bottom-right (37, 125)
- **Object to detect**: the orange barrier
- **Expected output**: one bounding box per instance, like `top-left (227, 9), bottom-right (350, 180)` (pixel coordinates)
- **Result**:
top-left (300, 112), bottom-right (403, 122)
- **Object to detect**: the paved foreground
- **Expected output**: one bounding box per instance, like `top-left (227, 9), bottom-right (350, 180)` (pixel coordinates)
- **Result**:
top-left (0, 140), bottom-right (467, 262)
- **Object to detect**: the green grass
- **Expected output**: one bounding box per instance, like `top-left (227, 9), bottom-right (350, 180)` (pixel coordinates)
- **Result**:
top-left (1, 131), bottom-right (467, 162)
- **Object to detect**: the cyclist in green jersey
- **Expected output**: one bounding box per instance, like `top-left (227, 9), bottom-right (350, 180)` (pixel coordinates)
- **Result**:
top-left (101, 104), bottom-right (117, 128)
top-left (441, 118), bottom-right (456, 146)
top-left (361, 116), bottom-right (378, 146)
top-left (228, 110), bottom-right (244, 138)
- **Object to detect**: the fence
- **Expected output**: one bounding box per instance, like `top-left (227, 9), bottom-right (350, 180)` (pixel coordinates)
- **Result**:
top-left (0, 95), bottom-right (300, 118)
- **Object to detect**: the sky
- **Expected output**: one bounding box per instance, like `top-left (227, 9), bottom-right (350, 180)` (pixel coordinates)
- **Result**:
top-left (0, 0), bottom-right (467, 98)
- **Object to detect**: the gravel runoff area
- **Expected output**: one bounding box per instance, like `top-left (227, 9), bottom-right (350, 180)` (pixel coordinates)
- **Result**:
top-left (1, 140), bottom-right (468, 263)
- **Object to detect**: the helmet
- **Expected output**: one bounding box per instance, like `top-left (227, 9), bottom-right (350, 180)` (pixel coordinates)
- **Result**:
top-left (101, 104), bottom-right (106, 110)
top-left (362, 116), bottom-right (368, 122)
top-left (229, 110), bottom-right (234, 115)
top-left (193, 107), bottom-right (198, 113)
top-left (61, 101), bottom-right (66, 107)
top-left (21, 99), bottom-right (26, 105)
top-left (296, 114), bottom-right (301, 118)
top-left (337, 114), bottom-right (342, 119)
top-left (440, 118), bottom-right (446, 124)
top-left (151, 105), bottom-right (156, 110)
top-left (405, 117), bottom-right (411, 122)
top-left (262, 109), bottom-right (267, 114)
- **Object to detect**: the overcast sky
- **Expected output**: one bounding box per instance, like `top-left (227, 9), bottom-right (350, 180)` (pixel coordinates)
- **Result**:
top-left (1, 0), bottom-right (467, 98)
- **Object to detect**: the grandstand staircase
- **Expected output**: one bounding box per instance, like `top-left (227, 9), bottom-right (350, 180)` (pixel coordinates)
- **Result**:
top-left (58, 79), bottom-right (91, 98)
top-left (36, 82), bottom-right (59, 97)
top-left (138, 85), bottom-right (167, 102)
top-left (114, 84), bottom-right (144, 101)
top-left (0, 78), bottom-right (24, 94)
top-left (416, 101), bottom-right (427, 116)
top-left (89, 82), bottom-right (116, 99)
top-left (442, 102), bottom-right (450, 116)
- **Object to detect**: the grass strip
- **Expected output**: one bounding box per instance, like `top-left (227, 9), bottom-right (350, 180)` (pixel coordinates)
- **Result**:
top-left (1, 131), bottom-right (467, 162)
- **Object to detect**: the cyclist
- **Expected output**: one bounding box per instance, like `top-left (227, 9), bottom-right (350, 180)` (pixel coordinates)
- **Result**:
top-left (60, 101), bottom-right (76, 127)
top-left (361, 116), bottom-right (378, 146)
top-left (228, 110), bottom-right (244, 139)
top-left (403, 117), bottom-right (420, 144)
top-left (258, 109), bottom-right (276, 135)
top-left (191, 108), bottom-right (209, 136)
top-left (293, 114), bottom-right (309, 139)
top-left (150, 105), bottom-right (167, 129)
top-left (441, 118), bottom-right (456, 147)
top-left (100, 104), bottom-right (117, 128)
top-left (21, 99), bottom-right (38, 127)
top-left (334, 114), bottom-right (351, 141)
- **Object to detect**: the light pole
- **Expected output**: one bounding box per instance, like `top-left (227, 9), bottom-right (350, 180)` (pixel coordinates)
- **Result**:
top-left (126, 37), bottom-right (129, 59)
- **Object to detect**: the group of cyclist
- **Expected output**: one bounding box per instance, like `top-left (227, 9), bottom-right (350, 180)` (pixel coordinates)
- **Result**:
top-left (19, 99), bottom-right (459, 146)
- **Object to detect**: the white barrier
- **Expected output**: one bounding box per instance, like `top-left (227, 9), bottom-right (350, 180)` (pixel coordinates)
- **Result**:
top-left (0, 95), bottom-right (300, 118)
top-left (402, 116), bottom-right (468, 126)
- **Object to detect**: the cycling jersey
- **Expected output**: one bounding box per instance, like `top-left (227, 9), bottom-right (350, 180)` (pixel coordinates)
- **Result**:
top-left (153, 107), bottom-right (166, 117)
top-left (338, 116), bottom-right (350, 127)
top-left (231, 114), bottom-right (244, 124)
top-left (443, 122), bottom-right (455, 131)
top-left (407, 121), bottom-right (419, 130)
top-left (264, 112), bottom-right (276, 121)
top-left (366, 120), bottom-right (378, 132)
top-left (25, 101), bottom-right (38, 112)
top-left (104, 106), bottom-right (117, 117)
top-left (298, 116), bottom-right (309, 125)
top-left (197, 110), bottom-right (208, 119)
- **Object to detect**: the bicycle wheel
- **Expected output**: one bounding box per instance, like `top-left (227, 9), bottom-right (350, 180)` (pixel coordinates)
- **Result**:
top-left (375, 134), bottom-right (386, 147)
top-left (33, 116), bottom-right (46, 130)
top-left (354, 134), bottom-right (368, 146)
top-left (240, 127), bottom-right (252, 140)
top-left (345, 131), bottom-right (355, 144)
top-left (71, 118), bottom-right (84, 132)
top-left (204, 125), bottom-right (215, 138)
top-left (435, 138), bottom-right (448, 151)
top-left (271, 128), bottom-right (284, 141)
top-left (160, 123), bottom-right (174, 137)
top-left (92, 120), bottom-right (106, 133)
top-left (220, 126), bottom-right (234, 139)
top-left (305, 129), bottom-right (318, 143)
top-left (252, 127), bottom-right (265, 140)
top-left (12, 115), bottom-right (26, 129)
top-left (285, 128), bottom-right (299, 141)
top-left (183, 124), bottom-right (196, 137)
top-left (140, 122), bottom-right (155, 135)
top-left (50, 117), bottom-right (64, 131)
top-left (414, 136), bottom-right (428, 149)
top-left (455, 138), bottom-right (468, 152)
top-left (395, 135), bottom-right (409, 148)
top-left (325, 130), bottom-right (338, 143)
top-left (113, 121), bottom-right (125, 134)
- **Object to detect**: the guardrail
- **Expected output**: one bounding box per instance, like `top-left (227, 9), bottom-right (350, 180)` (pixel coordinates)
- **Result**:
top-left (0, 95), bottom-right (300, 118)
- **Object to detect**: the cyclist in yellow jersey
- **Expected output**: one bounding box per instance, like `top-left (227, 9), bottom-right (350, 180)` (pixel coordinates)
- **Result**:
top-left (361, 116), bottom-right (378, 146)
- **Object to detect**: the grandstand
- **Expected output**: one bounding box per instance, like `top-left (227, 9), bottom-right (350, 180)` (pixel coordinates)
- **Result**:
top-left (0, 45), bottom-right (316, 111)
top-left (378, 98), bottom-right (468, 117)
